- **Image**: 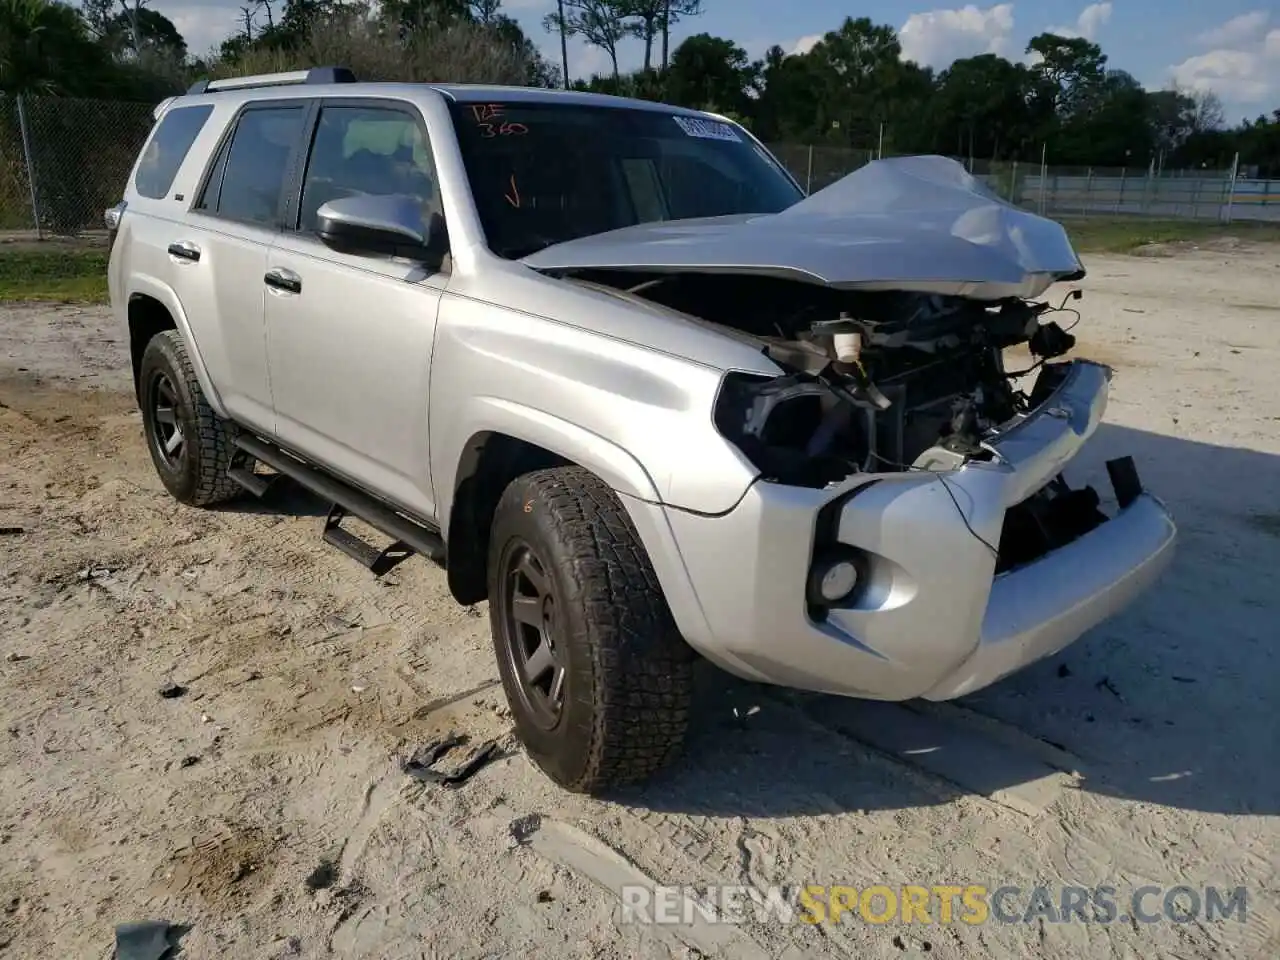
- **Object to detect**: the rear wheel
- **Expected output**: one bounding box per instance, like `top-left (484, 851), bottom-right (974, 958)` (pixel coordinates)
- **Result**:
top-left (139, 330), bottom-right (239, 507)
top-left (488, 467), bottom-right (694, 793)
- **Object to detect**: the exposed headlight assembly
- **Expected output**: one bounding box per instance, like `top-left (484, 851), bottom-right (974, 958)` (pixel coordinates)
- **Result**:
top-left (712, 371), bottom-right (873, 488)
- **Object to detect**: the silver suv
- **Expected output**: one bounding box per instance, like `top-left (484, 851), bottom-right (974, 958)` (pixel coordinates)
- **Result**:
top-left (107, 67), bottom-right (1177, 793)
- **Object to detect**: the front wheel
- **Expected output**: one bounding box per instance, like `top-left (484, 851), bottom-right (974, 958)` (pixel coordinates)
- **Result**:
top-left (487, 467), bottom-right (694, 793)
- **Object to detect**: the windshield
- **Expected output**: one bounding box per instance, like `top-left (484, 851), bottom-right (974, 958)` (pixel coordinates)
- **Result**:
top-left (447, 101), bottom-right (804, 259)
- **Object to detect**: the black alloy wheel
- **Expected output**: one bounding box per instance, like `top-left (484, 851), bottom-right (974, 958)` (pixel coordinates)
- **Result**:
top-left (146, 369), bottom-right (187, 470)
top-left (495, 538), bottom-right (568, 730)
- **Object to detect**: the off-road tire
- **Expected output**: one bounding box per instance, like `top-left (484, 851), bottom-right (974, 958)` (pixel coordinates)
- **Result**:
top-left (488, 467), bottom-right (694, 793)
top-left (138, 330), bottom-right (240, 507)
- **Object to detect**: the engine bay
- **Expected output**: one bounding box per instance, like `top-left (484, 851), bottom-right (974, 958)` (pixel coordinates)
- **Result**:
top-left (574, 271), bottom-right (1083, 488)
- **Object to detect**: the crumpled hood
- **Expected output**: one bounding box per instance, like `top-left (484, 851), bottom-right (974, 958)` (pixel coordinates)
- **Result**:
top-left (522, 155), bottom-right (1085, 301)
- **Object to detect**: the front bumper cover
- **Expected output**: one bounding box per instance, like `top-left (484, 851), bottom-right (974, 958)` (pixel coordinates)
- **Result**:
top-left (631, 359), bottom-right (1177, 702)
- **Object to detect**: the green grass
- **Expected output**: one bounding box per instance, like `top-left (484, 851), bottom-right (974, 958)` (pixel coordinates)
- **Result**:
top-left (1063, 218), bottom-right (1280, 254)
top-left (0, 247), bottom-right (109, 303)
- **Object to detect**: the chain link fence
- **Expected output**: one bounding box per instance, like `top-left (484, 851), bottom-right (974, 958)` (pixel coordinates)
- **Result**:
top-left (767, 143), bottom-right (1280, 223)
top-left (2, 93), bottom-right (1278, 236)
top-left (0, 94), bottom-right (155, 238)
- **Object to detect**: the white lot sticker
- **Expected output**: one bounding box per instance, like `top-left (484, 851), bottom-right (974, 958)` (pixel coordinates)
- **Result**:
top-left (672, 116), bottom-right (742, 142)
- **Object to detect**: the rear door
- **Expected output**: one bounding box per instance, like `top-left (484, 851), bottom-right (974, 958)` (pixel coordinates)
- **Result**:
top-left (262, 97), bottom-right (448, 522)
top-left (171, 99), bottom-right (313, 433)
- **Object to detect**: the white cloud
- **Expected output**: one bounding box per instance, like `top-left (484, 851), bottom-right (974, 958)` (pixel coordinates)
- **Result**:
top-left (1046, 2), bottom-right (1113, 41)
top-left (1168, 13), bottom-right (1280, 104)
top-left (165, 3), bottom-right (242, 58)
top-left (1170, 50), bottom-right (1273, 101)
top-left (898, 3), bottom-right (1014, 69)
top-left (1195, 11), bottom-right (1269, 48)
top-left (1075, 2), bottom-right (1112, 39)
top-left (791, 34), bottom-right (822, 56)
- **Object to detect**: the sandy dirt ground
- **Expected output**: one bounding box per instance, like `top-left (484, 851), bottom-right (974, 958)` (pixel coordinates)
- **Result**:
top-left (0, 244), bottom-right (1278, 960)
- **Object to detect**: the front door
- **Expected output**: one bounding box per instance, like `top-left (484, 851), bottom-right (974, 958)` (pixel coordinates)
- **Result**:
top-left (263, 99), bottom-right (448, 522)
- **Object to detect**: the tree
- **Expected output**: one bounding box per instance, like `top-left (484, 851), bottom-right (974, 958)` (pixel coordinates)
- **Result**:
top-left (753, 44), bottom-right (831, 141)
top-left (803, 17), bottom-right (906, 146)
top-left (933, 54), bottom-right (1040, 159)
top-left (1054, 69), bottom-right (1154, 165)
top-left (107, 6), bottom-right (185, 58)
top-left (553, 0), bottom-right (567, 86)
top-left (664, 33), bottom-right (757, 114)
top-left (1026, 32), bottom-right (1106, 117)
top-left (1, 0), bottom-right (110, 93)
top-left (216, 0), bottom-right (555, 87)
top-left (617, 0), bottom-right (698, 73)
top-left (543, 0), bottom-right (635, 80)
top-left (467, 0), bottom-right (499, 23)
top-left (78, 0), bottom-right (112, 38)
top-left (657, 0), bottom-right (698, 70)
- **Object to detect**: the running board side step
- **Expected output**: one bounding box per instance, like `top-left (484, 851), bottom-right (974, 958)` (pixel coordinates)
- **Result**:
top-left (226, 452), bottom-right (279, 498)
top-left (232, 434), bottom-right (446, 575)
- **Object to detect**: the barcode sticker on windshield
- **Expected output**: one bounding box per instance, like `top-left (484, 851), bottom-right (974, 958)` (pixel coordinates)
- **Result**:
top-left (672, 116), bottom-right (742, 142)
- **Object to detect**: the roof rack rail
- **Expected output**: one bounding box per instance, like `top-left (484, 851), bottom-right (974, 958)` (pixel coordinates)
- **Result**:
top-left (186, 66), bottom-right (357, 96)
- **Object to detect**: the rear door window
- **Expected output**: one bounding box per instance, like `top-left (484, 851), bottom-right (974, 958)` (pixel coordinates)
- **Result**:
top-left (197, 105), bottom-right (308, 226)
top-left (133, 105), bottom-right (214, 200)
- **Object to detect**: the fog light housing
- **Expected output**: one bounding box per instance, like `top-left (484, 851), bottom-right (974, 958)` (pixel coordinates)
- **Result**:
top-left (808, 550), bottom-right (866, 607)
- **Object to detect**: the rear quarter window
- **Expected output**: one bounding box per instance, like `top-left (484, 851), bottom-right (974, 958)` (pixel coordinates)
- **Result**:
top-left (134, 104), bottom-right (215, 200)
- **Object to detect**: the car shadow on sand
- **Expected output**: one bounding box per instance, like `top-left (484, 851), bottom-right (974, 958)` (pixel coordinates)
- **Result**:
top-left (621, 422), bottom-right (1280, 820)
top-left (211, 475), bottom-right (334, 518)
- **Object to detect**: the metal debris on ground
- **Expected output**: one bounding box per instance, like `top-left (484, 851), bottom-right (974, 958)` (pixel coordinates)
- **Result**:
top-left (402, 733), bottom-right (500, 787)
top-left (157, 683), bottom-right (186, 699)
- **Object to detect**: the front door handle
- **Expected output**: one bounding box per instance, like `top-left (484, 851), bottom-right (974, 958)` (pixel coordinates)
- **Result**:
top-left (264, 268), bottom-right (302, 294)
top-left (167, 241), bottom-right (201, 263)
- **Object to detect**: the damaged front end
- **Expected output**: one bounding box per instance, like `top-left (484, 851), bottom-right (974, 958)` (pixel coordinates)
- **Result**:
top-left (703, 287), bottom-right (1104, 574)
top-left (600, 270), bottom-right (1111, 575)
top-left (707, 290), bottom-right (1079, 487)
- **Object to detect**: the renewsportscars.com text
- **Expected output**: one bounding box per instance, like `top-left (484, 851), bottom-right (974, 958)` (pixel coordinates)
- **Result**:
top-left (619, 884), bottom-right (1250, 927)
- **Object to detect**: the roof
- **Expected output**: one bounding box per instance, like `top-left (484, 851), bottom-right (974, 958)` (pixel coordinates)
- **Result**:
top-left (425, 84), bottom-right (711, 117)
top-left (175, 69), bottom-right (713, 119)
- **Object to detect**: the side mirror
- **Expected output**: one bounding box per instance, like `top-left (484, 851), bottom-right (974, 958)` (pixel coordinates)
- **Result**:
top-left (315, 194), bottom-right (448, 269)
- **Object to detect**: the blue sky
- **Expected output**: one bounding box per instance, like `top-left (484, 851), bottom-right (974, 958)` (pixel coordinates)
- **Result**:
top-left (164, 1), bottom-right (1280, 124)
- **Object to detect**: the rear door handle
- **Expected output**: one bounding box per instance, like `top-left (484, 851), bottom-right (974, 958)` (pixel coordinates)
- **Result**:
top-left (167, 241), bottom-right (201, 263)
top-left (264, 268), bottom-right (302, 295)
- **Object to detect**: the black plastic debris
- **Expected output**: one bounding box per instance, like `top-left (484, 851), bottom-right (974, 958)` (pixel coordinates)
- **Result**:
top-left (114, 920), bottom-right (172, 960)
top-left (402, 733), bottom-right (499, 787)
top-left (508, 813), bottom-right (543, 845)
top-left (178, 755), bottom-right (200, 768)
top-left (158, 683), bottom-right (187, 699)
top-left (0, 527), bottom-right (23, 537)
top-left (304, 860), bottom-right (337, 892)
top-left (1095, 676), bottom-right (1123, 700)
